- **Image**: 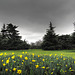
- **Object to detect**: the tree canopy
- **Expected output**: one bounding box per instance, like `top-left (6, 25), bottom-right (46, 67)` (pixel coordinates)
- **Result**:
top-left (41, 21), bottom-right (75, 50)
top-left (42, 22), bottom-right (58, 50)
top-left (0, 23), bottom-right (30, 50)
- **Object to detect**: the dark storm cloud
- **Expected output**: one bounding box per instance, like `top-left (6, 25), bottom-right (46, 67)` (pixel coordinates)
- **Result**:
top-left (0, 0), bottom-right (74, 24)
top-left (0, 0), bottom-right (75, 43)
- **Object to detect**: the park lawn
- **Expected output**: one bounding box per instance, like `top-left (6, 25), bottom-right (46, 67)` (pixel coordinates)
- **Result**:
top-left (0, 49), bottom-right (75, 58)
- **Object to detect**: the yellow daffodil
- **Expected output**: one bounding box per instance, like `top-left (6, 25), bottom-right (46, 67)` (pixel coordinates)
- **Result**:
top-left (14, 61), bottom-right (16, 63)
top-left (19, 55), bottom-right (22, 58)
top-left (66, 65), bottom-right (67, 67)
top-left (46, 67), bottom-right (49, 69)
top-left (0, 53), bottom-right (3, 56)
top-left (41, 66), bottom-right (45, 69)
top-left (57, 64), bottom-right (59, 65)
top-left (42, 59), bottom-right (44, 61)
top-left (2, 60), bottom-right (3, 62)
top-left (8, 57), bottom-right (10, 60)
top-left (25, 52), bottom-right (27, 54)
top-left (12, 53), bottom-right (14, 55)
top-left (22, 60), bottom-right (24, 62)
top-left (56, 58), bottom-right (58, 60)
top-left (55, 54), bottom-right (57, 56)
top-left (35, 65), bottom-right (39, 68)
top-left (4, 53), bottom-right (7, 55)
top-left (69, 67), bottom-right (71, 70)
top-left (22, 52), bottom-right (24, 54)
top-left (5, 69), bottom-right (8, 72)
top-left (32, 60), bottom-right (36, 62)
top-left (11, 56), bottom-right (15, 59)
top-left (13, 68), bottom-right (16, 71)
top-left (61, 54), bottom-right (63, 55)
top-left (32, 53), bottom-right (34, 56)
top-left (30, 62), bottom-right (32, 64)
top-left (65, 70), bottom-right (67, 72)
top-left (25, 57), bottom-right (28, 60)
top-left (38, 55), bottom-right (40, 57)
top-left (17, 70), bottom-right (22, 74)
top-left (10, 70), bottom-right (11, 71)
top-left (70, 69), bottom-right (74, 71)
top-left (6, 59), bottom-right (9, 64)
top-left (61, 56), bottom-right (62, 58)
top-left (22, 62), bottom-right (23, 64)
top-left (49, 54), bottom-right (52, 56)
top-left (63, 58), bottom-right (66, 60)
top-left (3, 63), bottom-right (6, 66)
top-left (51, 72), bottom-right (53, 74)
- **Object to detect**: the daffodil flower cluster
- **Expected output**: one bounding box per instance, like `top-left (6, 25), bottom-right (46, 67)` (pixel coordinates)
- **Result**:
top-left (0, 52), bottom-right (75, 75)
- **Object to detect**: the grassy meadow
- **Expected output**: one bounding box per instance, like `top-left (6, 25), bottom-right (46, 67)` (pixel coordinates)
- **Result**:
top-left (0, 49), bottom-right (75, 58)
top-left (0, 49), bottom-right (75, 75)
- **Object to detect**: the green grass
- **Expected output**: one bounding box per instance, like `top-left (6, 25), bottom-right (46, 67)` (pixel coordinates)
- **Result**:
top-left (0, 49), bottom-right (75, 58)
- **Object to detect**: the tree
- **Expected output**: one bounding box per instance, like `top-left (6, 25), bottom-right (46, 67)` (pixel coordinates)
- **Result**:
top-left (0, 23), bottom-right (29, 50)
top-left (42, 22), bottom-right (58, 50)
top-left (58, 34), bottom-right (72, 49)
top-left (30, 40), bottom-right (42, 49)
top-left (5, 23), bottom-right (22, 49)
top-left (70, 32), bottom-right (75, 49)
top-left (0, 34), bottom-right (3, 49)
top-left (1, 24), bottom-right (7, 39)
top-left (35, 40), bottom-right (42, 49)
top-left (30, 42), bottom-right (36, 49)
top-left (70, 22), bottom-right (75, 49)
top-left (6, 23), bottom-right (21, 40)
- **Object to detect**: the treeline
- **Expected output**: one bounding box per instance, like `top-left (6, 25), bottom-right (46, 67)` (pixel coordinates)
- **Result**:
top-left (30, 40), bottom-right (42, 49)
top-left (0, 22), bottom-right (75, 50)
top-left (41, 22), bottom-right (75, 50)
top-left (0, 23), bottom-right (30, 50)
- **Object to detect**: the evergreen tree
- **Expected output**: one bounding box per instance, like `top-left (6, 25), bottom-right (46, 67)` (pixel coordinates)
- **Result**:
top-left (42, 22), bottom-right (58, 50)
top-left (70, 22), bottom-right (75, 49)
top-left (58, 35), bottom-right (72, 49)
top-left (71, 32), bottom-right (75, 49)
top-left (0, 23), bottom-right (29, 50)
top-left (71, 32), bottom-right (75, 44)
top-left (1, 24), bottom-right (7, 39)
top-left (6, 23), bottom-right (21, 40)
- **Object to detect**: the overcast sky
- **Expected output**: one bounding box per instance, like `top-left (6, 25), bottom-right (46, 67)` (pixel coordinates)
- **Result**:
top-left (0, 0), bottom-right (75, 43)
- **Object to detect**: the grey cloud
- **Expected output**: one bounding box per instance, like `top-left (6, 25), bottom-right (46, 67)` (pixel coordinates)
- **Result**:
top-left (0, 0), bottom-right (75, 43)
